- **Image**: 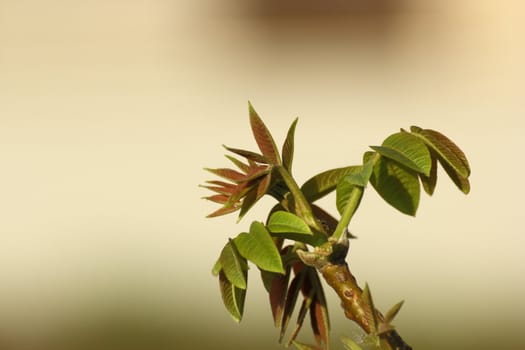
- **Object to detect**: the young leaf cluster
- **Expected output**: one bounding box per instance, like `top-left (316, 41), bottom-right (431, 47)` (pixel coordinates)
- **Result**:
top-left (202, 104), bottom-right (297, 220)
top-left (263, 252), bottom-right (331, 348)
top-left (206, 104), bottom-right (333, 347)
top-left (203, 103), bottom-right (471, 349)
top-left (335, 127), bottom-right (471, 217)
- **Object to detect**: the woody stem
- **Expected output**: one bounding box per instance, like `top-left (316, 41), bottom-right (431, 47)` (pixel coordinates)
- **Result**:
top-left (319, 261), bottom-right (412, 350)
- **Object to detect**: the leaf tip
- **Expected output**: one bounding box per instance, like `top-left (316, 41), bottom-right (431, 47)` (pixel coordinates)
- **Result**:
top-left (383, 300), bottom-right (405, 326)
top-left (410, 125), bottom-right (422, 133)
top-left (248, 101), bottom-right (256, 115)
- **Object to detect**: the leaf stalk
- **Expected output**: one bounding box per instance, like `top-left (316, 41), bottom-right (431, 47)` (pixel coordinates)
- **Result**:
top-left (275, 165), bottom-right (324, 233)
top-left (331, 186), bottom-right (363, 241)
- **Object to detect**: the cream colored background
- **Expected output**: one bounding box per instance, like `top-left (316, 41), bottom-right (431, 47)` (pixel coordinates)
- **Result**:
top-left (0, 1), bottom-right (524, 349)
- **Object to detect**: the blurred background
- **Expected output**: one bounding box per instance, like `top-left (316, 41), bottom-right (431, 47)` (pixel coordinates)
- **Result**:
top-left (0, 0), bottom-right (524, 349)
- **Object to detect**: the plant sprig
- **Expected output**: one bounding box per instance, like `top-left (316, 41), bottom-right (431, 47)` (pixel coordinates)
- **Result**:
top-left (203, 103), bottom-right (470, 350)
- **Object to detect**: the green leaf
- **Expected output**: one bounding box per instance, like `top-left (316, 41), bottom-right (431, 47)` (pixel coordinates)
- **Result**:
top-left (219, 271), bottom-right (247, 323)
top-left (420, 151), bottom-right (438, 195)
top-left (345, 158), bottom-right (375, 187)
top-left (369, 156), bottom-right (421, 216)
top-left (335, 160), bottom-right (373, 215)
top-left (282, 118), bottom-right (298, 173)
top-left (384, 300), bottom-right (404, 324)
top-left (439, 154), bottom-right (471, 194)
top-left (234, 221), bottom-right (285, 274)
top-left (268, 211), bottom-right (312, 235)
top-left (370, 145), bottom-right (429, 176)
top-left (211, 258), bottom-right (222, 276)
top-left (409, 127), bottom-right (471, 194)
top-left (341, 337), bottom-right (365, 350)
top-left (376, 131), bottom-right (431, 176)
top-left (292, 341), bottom-right (323, 350)
top-left (410, 126), bottom-right (470, 178)
top-left (336, 178), bottom-right (361, 216)
top-left (360, 284), bottom-right (378, 334)
top-left (249, 102), bottom-right (281, 165)
top-left (302, 166), bottom-right (361, 203)
top-left (219, 240), bottom-right (248, 289)
top-left (267, 211), bottom-right (326, 246)
top-left (341, 335), bottom-right (381, 350)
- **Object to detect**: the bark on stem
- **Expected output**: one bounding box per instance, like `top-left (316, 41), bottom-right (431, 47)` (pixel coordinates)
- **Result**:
top-left (319, 262), bottom-right (412, 350)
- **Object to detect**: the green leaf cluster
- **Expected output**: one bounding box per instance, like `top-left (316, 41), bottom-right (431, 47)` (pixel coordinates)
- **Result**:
top-left (213, 222), bottom-right (285, 322)
top-left (334, 127), bottom-right (471, 216)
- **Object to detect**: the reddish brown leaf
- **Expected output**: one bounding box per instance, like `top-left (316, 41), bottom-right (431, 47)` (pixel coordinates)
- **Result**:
top-left (249, 103), bottom-right (281, 165)
top-left (302, 268), bottom-right (330, 349)
top-left (298, 267), bottom-right (314, 297)
top-left (284, 265), bottom-right (325, 346)
top-left (237, 172), bottom-right (271, 220)
top-left (292, 261), bottom-right (306, 275)
top-left (282, 118), bottom-right (298, 172)
top-left (280, 271), bottom-right (305, 343)
top-left (223, 145), bottom-right (269, 164)
top-left (201, 185), bottom-right (236, 196)
top-left (242, 167), bottom-right (271, 183)
top-left (268, 268), bottom-right (291, 328)
top-left (287, 291), bottom-right (314, 346)
top-left (205, 180), bottom-right (237, 189)
top-left (311, 204), bottom-right (338, 235)
top-left (206, 204), bottom-right (241, 218)
top-left (310, 290), bottom-right (330, 349)
top-left (411, 126), bottom-right (470, 178)
top-left (225, 155), bottom-right (250, 173)
top-left (256, 172), bottom-right (272, 199)
top-left (204, 194), bottom-right (230, 204)
top-left (205, 168), bottom-right (246, 182)
top-left (238, 184), bottom-right (259, 221)
top-left (227, 181), bottom-right (252, 204)
top-left (439, 155), bottom-right (470, 194)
